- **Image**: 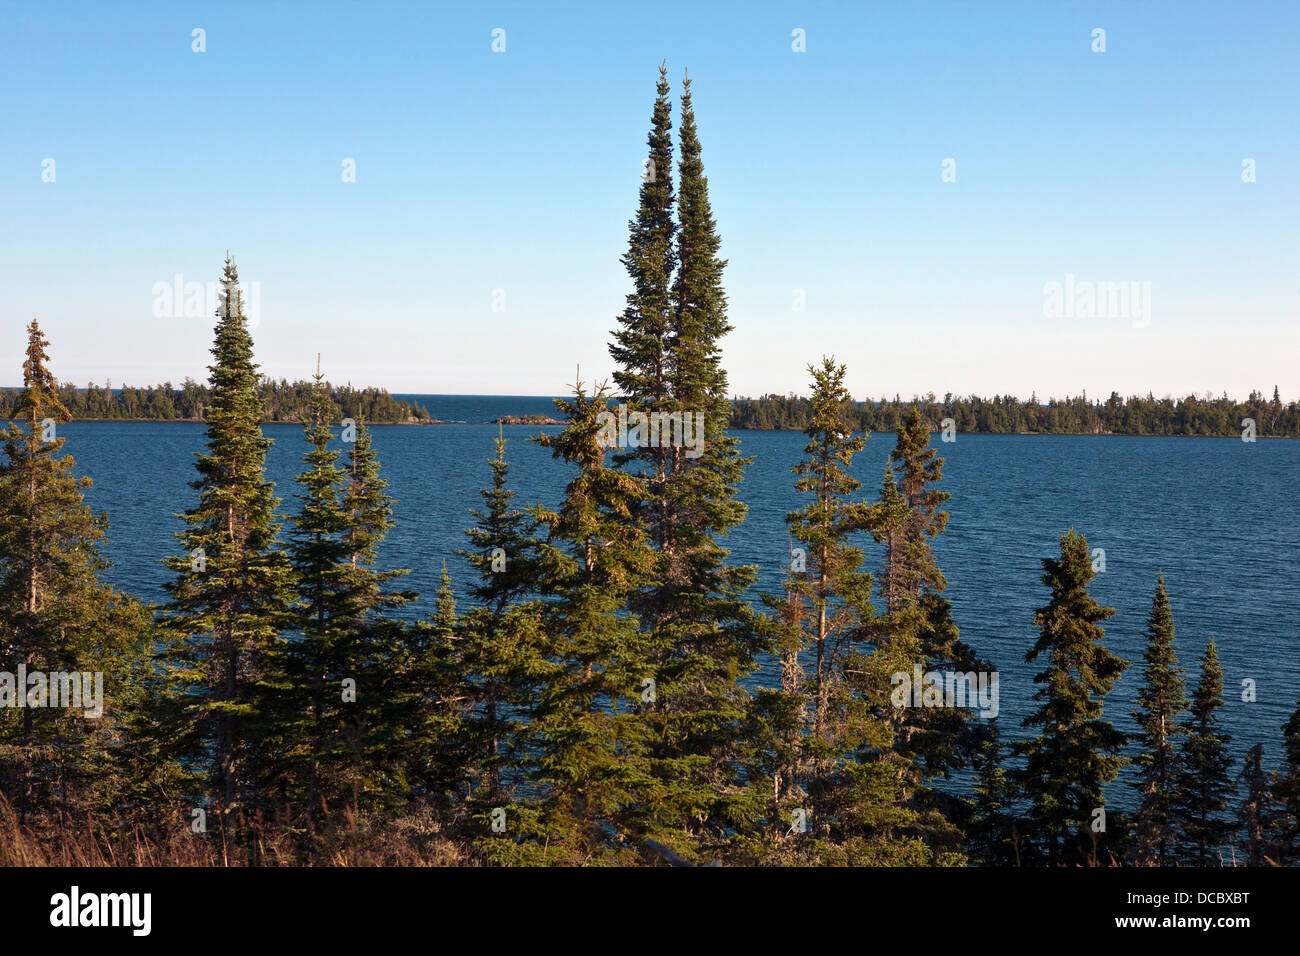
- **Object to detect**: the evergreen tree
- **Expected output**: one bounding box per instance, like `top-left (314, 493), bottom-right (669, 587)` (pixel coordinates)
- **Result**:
top-left (1237, 743), bottom-right (1273, 866)
top-left (0, 320), bottom-right (155, 818)
top-left (1128, 572), bottom-right (1187, 866)
top-left (1171, 638), bottom-right (1234, 864)
top-left (406, 561), bottom-right (470, 812)
top-left (268, 376), bottom-right (421, 844)
top-left (332, 418), bottom-right (418, 816)
top-left (1014, 529), bottom-right (1129, 865)
top-left (969, 721), bottom-right (1017, 866)
top-left (781, 359), bottom-right (875, 818)
top-left (277, 363), bottom-right (352, 828)
top-left (609, 61), bottom-right (675, 483)
top-left (749, 358), bottom-right (939, 864)
top-left (757, 360), bottom-right (864, 839)
top-left (747, 534), bottom-right (808, 842)
top-left (606, 66), bottom-right (765, 859)
top-left (871, 406), bottom-right (987, 849)
top-left (489, 379), bottom-right (657, 865)
top-left (161, 257), bottom-right (295, 817)
top-left (433, 562), bottom-right (456, 636)
top-left (1270, 697), bottom-right (1300, 864)
top-left (870, 463), bottom-right (910, 616)
top-left (886, 407), bottom-right (949, 603)
top-left (458, 428), bottom-right (546, 803)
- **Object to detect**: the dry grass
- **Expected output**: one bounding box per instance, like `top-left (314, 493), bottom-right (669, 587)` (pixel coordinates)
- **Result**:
top-left (0, 796), bottom-right (475, 867)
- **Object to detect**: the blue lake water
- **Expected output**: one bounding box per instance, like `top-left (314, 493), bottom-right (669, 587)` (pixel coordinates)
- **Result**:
top-left (55, 397), bottom-right (1300, 810)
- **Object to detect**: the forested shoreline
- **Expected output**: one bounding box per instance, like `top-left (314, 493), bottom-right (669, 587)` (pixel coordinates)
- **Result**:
top-left (0, 379), bottom-right (433, 425)
top-left (729, 390), bottom-right (1299, 437)
top-left (7, 382), bottom-right (1295, 439)
top-left (3, 67), bottom-right (1298, 869)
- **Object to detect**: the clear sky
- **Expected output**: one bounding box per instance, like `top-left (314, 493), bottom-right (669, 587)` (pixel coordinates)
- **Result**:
top-left (2, 1), bottom-right (1296, 400)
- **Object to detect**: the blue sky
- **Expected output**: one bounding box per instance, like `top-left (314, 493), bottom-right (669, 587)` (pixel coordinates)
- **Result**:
top-left (2, 1), bottom-right (1296, 399)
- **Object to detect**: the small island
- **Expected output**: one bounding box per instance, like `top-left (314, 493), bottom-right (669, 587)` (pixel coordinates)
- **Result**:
top-left (491, 414), bottom-right (565, 425)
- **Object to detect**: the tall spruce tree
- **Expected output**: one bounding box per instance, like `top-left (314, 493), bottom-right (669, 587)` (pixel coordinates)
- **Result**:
top-left (277, 363), bottom-right (352, 827)
top-left (1171, 638), bottom-right (1234, 864)
top-left (457, 428), bottom-right (545, 804)
top-left (274, 368), bottom-right (413, 823)
top-left (0, 320), bottom-right (155, 818)
top-left (487, 379), bottom-right (658, 865)
top-left (773, 360), bottom-right (874, 824)
top-left (759, 361), bottom-right (866, 839)
top-left (871, 406), bottom-right (986, 850)
top-left (1128, 572), bottom-right (1187, 866)
top-left (969, 721), bottom-right (1017, 866)
top-left (607, 65), bottom-right (764, 859)
top-left (609, 61), bottom-right (676, 491)
top-left (331, 417), bottom-right (418, 816)
top-left (749, 358), bottom-right (937, 864)
top-left (886, 408), bottom-right (949, 603)
top-left (870, 463), bottom-right (910, 616)
top-left (407, 561), bottom-right (470, 811)
top-left (1014, 528), bottom-right (1129, 865)
top-left (162, 256), bottom-right (295, 816)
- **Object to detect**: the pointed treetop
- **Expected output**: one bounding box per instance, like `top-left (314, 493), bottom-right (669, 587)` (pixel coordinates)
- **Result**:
top-left (16, 318), bottom-right (71, 424)
top-left (881, 460), bottom-right (899, 491)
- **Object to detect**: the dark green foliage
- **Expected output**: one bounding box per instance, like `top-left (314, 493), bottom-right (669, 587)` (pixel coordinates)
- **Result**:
top-left (609, 62), bottom-right (675, 429)
top-left (432, 563), bottom-right (456, 636)
top-left (403, 563), bottom-right (471, 810)
top-left (1237, 743), bottom-right (1273, 866)
top-left (161, 257), bottom-right (297, 814)
top-left (1171, 638), bottom-right (1234, 864)
top-left (486, 379), bottom-right (658, 865)
top-left (605, 67), bottom-right (766, 861)
top-left (886, 407), bottom-right (950, 603)
top-left (456, 430), bottom-right (546, 804)
top-left (0, 320), bottom-right (158, 819)
top-left (276, 367), bottom-right (353, 824)
top-left (969, 721), bottom-right (1017, 866)
top-left (872, 407), bottom-right (988, 852)
top-left (1014, 529), bottom-right (1129, 865)
top-left (1270, 698), bottom-right (1300, 864)
top-left (1128, 573), bottom-right (1187, 866)
top-left (274, 367), bottom-right (417, 835)
top-left (777, 358), bottom-right (875, 820)
top-left (748, 358), bottom-right (945, 865)
top-left (870, 463), bottom-right (910, 616)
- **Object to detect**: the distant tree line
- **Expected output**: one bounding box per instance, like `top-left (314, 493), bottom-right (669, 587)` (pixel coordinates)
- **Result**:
top-left (730, 389), bottom-right (1298, 438)
top-left (0, 377), bottom-right (431, 425)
